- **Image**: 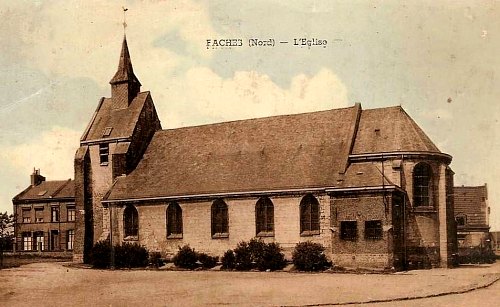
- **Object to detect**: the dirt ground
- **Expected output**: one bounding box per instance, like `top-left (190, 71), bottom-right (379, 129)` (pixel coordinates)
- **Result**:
top-left (1, 261), bottom-right (499, 306)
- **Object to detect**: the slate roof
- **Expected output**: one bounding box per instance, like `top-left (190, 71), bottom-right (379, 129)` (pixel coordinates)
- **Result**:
top-left (13, 179), bottom-right (74, 203)
top-left (81, 91), bottom-right (150, 142)
top-left (110, 36), bottom-right (141, 86)
top-left (105, 105), bottom-right (442, 201)
top-left (352, 106), bottom-right (440, 154)
top-left (106, 106), bottom-right (359, 200)
top-left (454, 185), bottom-right (489, 227)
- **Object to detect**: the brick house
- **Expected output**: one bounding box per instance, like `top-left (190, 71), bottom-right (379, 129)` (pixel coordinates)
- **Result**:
top-left (73, 36), bottom-right (457, 270)
top-left (12, 170), bottom-right (75, 255)
top-left (454, 185), bottom-right (491, 249)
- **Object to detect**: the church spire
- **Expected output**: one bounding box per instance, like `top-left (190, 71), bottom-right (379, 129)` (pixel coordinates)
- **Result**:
top-left (109, 36), bottom-right (141, 108)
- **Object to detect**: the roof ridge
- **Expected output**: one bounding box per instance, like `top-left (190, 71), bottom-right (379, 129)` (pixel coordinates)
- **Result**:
top-left (399, 107), bottom-right (441, 153)
top-left (50, 179), bottom-right (72, 198)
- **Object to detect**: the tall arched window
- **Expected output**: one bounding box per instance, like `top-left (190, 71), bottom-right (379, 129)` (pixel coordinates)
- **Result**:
top-left (123, 205), bottom-right (139, 237)
top-left (211, 199), bottom-right (228, 237)
top-left (300, 194), bottom-right (320, 235)
top-left (256, 197), bottom-right (274, 236)
top-left (167, 202), bottom-right (183, 237)
top-left (413, 163), bottom-right (433, 207)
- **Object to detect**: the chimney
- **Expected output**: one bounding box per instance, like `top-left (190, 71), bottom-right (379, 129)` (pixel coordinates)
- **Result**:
top-left (31, 168), bottom-right (46, 186)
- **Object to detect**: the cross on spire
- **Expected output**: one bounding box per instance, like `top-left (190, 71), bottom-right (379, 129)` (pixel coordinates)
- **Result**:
top-left (122, 7), bottom-right (128, 34)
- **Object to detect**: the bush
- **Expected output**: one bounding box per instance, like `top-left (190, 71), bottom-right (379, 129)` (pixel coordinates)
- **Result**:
top-left (224, 239), bottom-right (287, 271)
top-left (292, 241), bottom-right (332, 271)
top-left (221, 249), bottom-right (236, 270)
top-left (198, 253), bottom-right (219, 269)
top-left (149, 252), bottom-right (165, 268)
top-left (89, 240), bottom-right (111, 269)
top-left (172, 245), bottom-right (199, 269)
top-left (114, 243), bottom-right (149, 268)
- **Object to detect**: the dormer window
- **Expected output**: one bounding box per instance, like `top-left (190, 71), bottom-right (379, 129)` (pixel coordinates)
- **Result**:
top-left (102, 127), bottom-right (113, 137)
top-left (99, 143), bottom-right (109, 165)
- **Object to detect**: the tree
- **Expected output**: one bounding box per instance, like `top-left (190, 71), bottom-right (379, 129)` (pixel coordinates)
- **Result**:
top-left (0, 212), bottom-right (14, 269)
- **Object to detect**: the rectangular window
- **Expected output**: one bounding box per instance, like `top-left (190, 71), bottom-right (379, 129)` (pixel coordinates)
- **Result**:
top-left (22, 233), bottom-right (32, 251)
top-left (34, 232), bottom-right (44, 251)
top-left (99, 143), bottom-right (109, 164)
top-left (67, 230), bottom-right (74, 250)
top-left (365, 220), bottom-right (383, 240)
top-left (35, 208), bottom-right (44, 223)
top-left (50, 230), bottom-right (59, 251)
top-left (340, 221), bottom-right (357, 241)
top-left (67, 206), bottom-right (76, 222)
top-left (51, 206), bottom-right (59, 222)
top-left (22, 209), bottom-right (31, 223)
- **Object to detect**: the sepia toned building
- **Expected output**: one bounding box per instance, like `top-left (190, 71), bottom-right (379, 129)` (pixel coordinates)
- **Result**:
top-left (12, 170), bottom-right (75, 255)
top-left (454, 184), bottom-right (491, 249)
top-left (72, 36), bottom-right (457, 270)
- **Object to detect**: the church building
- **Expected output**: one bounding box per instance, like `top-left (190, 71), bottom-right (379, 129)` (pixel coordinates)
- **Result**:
top-left (73, 36), bottom-right (457, 270)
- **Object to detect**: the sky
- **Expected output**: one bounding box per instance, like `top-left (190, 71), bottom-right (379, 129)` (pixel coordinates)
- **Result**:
top-left (0, 0), bottom-right (499, 230)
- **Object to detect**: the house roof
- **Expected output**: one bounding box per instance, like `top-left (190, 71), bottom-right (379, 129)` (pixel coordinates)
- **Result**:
top-left (81, 91), bottom-right (151, 142)
top-left (105, 104), bottom-right (443, 201)
top-left (454, 185), bottom-right (489, 227)
top-left (352, 106), bottom-right (440, 154)
top-left (13, 179), bottom-right (74, 203)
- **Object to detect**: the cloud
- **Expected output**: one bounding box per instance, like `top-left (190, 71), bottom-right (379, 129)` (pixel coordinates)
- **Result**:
top-left (157, 67), bottom-right (349, 128)
top-left (0, 126), bottom-right (80, 180)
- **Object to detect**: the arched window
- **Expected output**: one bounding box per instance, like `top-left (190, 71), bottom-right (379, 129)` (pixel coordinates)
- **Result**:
top-left (300, 194), bottom-right (320, 235)
top-left (123, 205), bottom-right (138, 237)
top-left (413, 163), bottom-right (433, 207)
top-left (256, 197), bottom-right (274, 236)
top-left (211, 199), bottom-right (228, 237)
top-left (167, 202), bottom-right (183, 237)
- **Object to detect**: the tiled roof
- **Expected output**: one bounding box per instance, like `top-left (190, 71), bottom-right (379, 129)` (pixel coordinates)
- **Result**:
top-left (454, 185), bottom-right (488, 227)
top-left (82, 91), bottom-right (150, 141)
top-left (13, 179), bottom-right (74, 202)
top-left (105, 105), bottom-right (446, 201)
top-left (352, 106), bottom-right (440, 154)
top-left (106, 106), bottom-right (359, 200)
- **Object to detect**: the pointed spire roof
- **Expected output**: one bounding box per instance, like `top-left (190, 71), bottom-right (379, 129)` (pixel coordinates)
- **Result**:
top-left (110, 36), bottom-right (141, 86)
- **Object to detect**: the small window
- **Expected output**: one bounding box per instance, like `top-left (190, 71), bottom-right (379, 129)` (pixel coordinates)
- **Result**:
top-left (67, 206), bottom-right (76, 222)
top-left (37, 190), bottom-right (47, 196)
top-left (365, 220), bottom-right (383, 240)
top-left (34, 232), bottom-right (44, 251)
top-left (211, 199), bottom-right (228, 238)
top-left (102, 127), bottom-right (113, 137)
top-left (22, 209), bottom-right (31, 223)
top-left (124, 205), bottom-right (139, 238)
top-left (67, 230), bottom-right (74, 250)
top-left (51, 206), bottom-right (60, 222)
top-left (99, 143), bottom-right (109, 164)
top-left (166, 202), bottom-right (183, 238)
top-left (340, 221), bottom-right (357, 241)
top-left (456, 215), bottom-right (466, 226)
top-left (256, 197), bottom-right (274, 236)
top-left (35, 208), bottom-right (44, 223)
top-left (300, 194), bottom-right (320, 235)
top-left (22, 233), bottom-right (32, 251)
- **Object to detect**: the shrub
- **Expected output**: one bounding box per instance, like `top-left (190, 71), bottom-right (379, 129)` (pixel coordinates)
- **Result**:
top-left (292, 241), bottom-right (332, 271)
top-left (172, 245), bottom-right (198, 269)
top-left (114, 243), bottom-right (149, 268)
top-left (258, 242), bottom-right (287, 271)
top-left (89, 240), bottom-right (111, 269)
top-left (221, 250), bottom-right (236, 270)
top-left (149, 252), bottom-right (165, 268)
top-left (198, 253), bottom-right (219, 269)
top-left (233, 241), bottom-right (253, 271)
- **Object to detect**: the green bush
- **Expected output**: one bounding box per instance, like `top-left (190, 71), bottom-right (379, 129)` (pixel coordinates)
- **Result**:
top-left (258, 242), bottom-right (287, 271)
top-left (114, 243), bottom-right (149, 268)
top-left (172, 245), bottom-right (199, 269)
top-left (89, 240), bottom-right (111, 269)
top-left (149, 252), bottom-right (165, 268)
top-left (292, 241), bottom-right (332, 271)
top-left (221, 249), bottom-right (236, 270)
top-left (233, 241), bottom-right (253, 270)
top-left (197, 253), bottom-right (219, 269)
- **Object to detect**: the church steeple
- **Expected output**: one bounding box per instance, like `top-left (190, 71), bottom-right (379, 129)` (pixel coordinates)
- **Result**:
top-left (109, 36), bottom-right (141, 108)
